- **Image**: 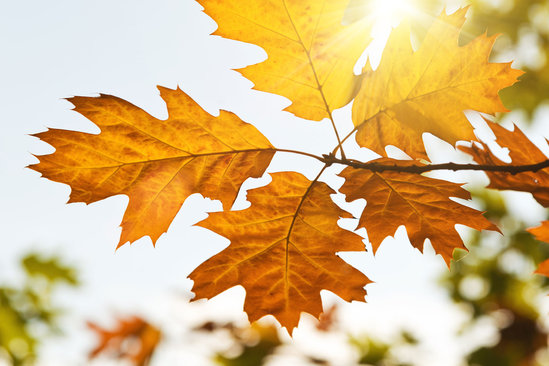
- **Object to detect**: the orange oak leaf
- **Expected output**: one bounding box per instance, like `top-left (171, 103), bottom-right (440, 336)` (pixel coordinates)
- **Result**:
top-left (459, 121), bottom-right (549, 207)
top-left (30, 86), bottom-right (274, 247)
top-left (351, 8), bottom-right (522, 159)
top-left (88, 316), bottom-right (161, 366)
top-left (339, 159), bottom-right (499, 265)
top-left (190, 172), bottom-right (370, 332)
top-left (199, 0), bottom-right (371, 121)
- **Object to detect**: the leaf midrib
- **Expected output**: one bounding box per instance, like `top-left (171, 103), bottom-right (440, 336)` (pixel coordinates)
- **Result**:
top-left (55, 148), bottom-right (276, 169)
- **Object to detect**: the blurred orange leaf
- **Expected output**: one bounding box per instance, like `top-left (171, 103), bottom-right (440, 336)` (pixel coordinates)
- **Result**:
top-left (529, 221), bottom-right (549, 243)
top-left (316, 304), bottom-right (338, 332)
top-left (535, 258), bottom-right (549, 277)
top-left (530, 221), bottom-right (549, 277)
top-left (88, 316), bottom-right (161, 366)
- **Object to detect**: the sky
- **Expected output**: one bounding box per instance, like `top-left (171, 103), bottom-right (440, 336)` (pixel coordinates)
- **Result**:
top-left (1, 0), bottom-right (548, 365)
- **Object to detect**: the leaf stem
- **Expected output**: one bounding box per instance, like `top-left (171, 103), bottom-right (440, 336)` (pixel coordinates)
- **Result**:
top-left (332, 128), bottom-right (355, 156)
top-left (326, 115), bottom-right (347, 160)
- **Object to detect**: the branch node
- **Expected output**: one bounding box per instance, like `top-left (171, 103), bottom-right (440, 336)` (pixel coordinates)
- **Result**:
top-left (322, 153), bottom-right (338, 167)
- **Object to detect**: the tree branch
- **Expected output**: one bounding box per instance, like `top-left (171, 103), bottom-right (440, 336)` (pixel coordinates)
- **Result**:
top-left (322, 154), bottom-right (549, 174)
top-left (274, 148), bottom-right (549, 175)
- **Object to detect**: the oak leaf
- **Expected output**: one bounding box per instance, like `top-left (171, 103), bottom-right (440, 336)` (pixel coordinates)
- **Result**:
top-left (352, 8), bottom-right (522, 159)
top-left (30, 86), bottom-right (274, 247)
top-left (88, 316), bottom-right (161, 366)
top-left (199, 0), bottom-right (371, 121)
top-left (459, 121), bottom-right (549, 207)
top-left (190, 172), bottom-right (370, 332)
top-left (339, 159), bottom-right (499, 265)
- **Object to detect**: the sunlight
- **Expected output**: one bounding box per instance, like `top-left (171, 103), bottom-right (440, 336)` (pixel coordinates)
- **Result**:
top-left (368, 0), bottom-right (419, 33)
top-left (344, 0), bottom-right (427, 71)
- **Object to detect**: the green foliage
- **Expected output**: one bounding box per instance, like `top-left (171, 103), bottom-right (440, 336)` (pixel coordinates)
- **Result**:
top-left (22, 254), bottom-right (78, 287)
top-left (214, 324), bottom-right (281, 366)
top-left (443, 190), bottom-right (549, 366)
top-left (350, 334), bottom-right (415, 366)
top-left (0, 254), bottom-right (79, 366)
top-left (192, 321), bottom-right (282, 366)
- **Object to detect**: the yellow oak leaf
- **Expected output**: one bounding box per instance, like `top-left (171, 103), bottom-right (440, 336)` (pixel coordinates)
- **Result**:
top-left (30, 86), bottom-right (274, 247)
top-left (351, 8), bottom-right (522, 159)
top-left (460, 120), bottom-right (549, 207)
top-left (339, 159), bottom-right (499, 265)
top-left (190, 172), bottom-right (370, 332)
top-left (199, 0), bottom-right (371, 121)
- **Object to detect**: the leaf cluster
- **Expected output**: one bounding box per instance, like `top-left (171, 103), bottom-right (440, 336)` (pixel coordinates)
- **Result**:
top-left (29, 1), bottom-right (549, 333)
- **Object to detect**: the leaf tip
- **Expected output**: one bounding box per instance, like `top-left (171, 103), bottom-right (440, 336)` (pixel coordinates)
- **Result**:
top-left (156, 84), bottom-right (178, 94)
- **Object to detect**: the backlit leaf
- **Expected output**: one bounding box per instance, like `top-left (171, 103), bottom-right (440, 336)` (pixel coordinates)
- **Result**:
top-left (190, 172), bottom-right (370, 332)
top-left (199, 0), bottom-right (371, 121)
top-left (352, 8), bottom-right (522, 159)
top-left (30, 86), bottom-right (274, 247)
top-left (459, 121), bottom-right (549, 207)
top-left (339, 159), bottom-right (499, 265)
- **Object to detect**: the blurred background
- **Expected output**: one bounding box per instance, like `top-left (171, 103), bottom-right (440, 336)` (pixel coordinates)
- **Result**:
top-left (1, 0), bottom-right (548, 365)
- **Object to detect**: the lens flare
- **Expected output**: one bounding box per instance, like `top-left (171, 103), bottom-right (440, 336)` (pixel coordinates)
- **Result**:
top-left (371, 0), bottom-right (417, 25)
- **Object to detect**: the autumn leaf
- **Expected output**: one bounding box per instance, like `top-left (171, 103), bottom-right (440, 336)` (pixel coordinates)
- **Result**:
top-left (339, 159), bottom-right (499, 265)
top-left (88, 316), bottom-right (161, 366)
top-left (199, 0), bottom-right (371, 121)
top-left (351, 8), bottom-right (522, 159)
top-left (30, 86), bottom-right (275, 247)
top-left (459, 121), bottom-right (549, 207)
top-left (190, 172), bottom-right (370, 332)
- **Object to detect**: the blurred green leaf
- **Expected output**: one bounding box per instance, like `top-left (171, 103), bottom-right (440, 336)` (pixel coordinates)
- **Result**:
top-left (22, 254), bottom-right (78, 286)
top-left (214, 323), bottom-right (281, 366)
top-left (0, 253), bottom-right (79, 365)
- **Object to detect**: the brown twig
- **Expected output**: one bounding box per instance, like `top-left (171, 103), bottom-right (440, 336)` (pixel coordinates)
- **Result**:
top-left (274, 148), bottom-right (549, 175)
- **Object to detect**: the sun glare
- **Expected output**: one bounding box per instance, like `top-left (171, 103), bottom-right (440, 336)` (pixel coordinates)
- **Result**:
top-left (368, 0), bottom-right (420, 34)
